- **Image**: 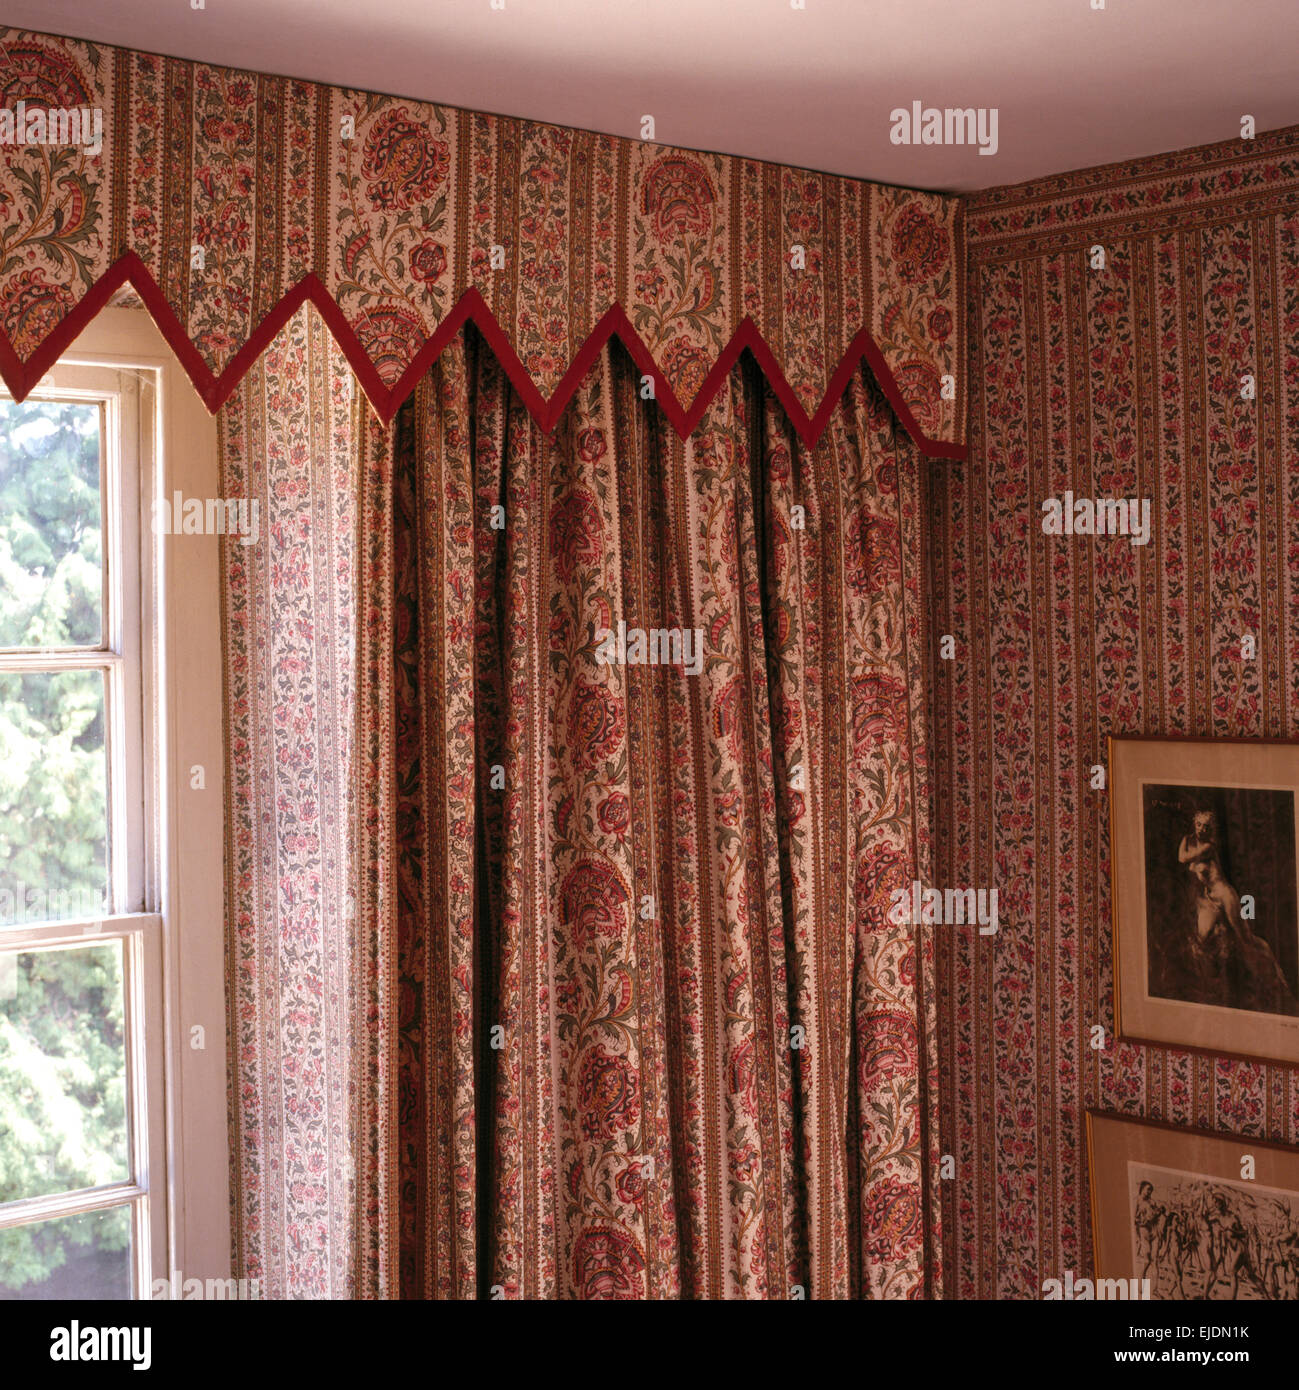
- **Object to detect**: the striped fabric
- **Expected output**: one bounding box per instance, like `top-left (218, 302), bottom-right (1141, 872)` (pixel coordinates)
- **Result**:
top-left (221, 307), bottom-right (940, 1298)
top-left (933, 127), bottom-right (1299, 1299)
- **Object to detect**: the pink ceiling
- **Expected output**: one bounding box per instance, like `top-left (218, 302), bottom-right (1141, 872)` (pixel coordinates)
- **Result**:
top-left (8, 0), bottom-right (1299, 191)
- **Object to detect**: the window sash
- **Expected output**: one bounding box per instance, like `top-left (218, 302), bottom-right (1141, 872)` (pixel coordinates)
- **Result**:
top-left (0, 370), bottom-right (147, 916)
top-left (0, 369), bottom-right (156, 1296)
top-left (0, 913), bottom-right (166, 1298)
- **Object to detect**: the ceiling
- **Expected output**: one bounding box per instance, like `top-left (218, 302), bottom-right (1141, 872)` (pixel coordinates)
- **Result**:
top-left (10, 0), bottom-right (1299, 191)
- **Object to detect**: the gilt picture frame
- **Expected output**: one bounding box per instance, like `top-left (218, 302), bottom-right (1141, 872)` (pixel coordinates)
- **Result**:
top-left (1087, 1111), bottom-right (1299, 1301)
top-left (1109, 735), bottom-right (1299, 1067)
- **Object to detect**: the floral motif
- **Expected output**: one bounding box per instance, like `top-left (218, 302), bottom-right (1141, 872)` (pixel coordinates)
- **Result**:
top-left (859, 1008), bottom-right (918, 1087)
top-left (409, 238), bottom-right (447, 285)
top-left (576, 1044), bottom-right (641, 1140)
top-left (549, 487), bottom-right (602, 584)
top-left (926, 305), bottom-right (952, 342)
top-left (566, 676), bottom-right (624, 768)
top-left (629, 147), bottom-right (728, 384)
top-left (571, 1224), bottom-right (646, 1300)
top-left (361, 107), bottom-right (450, 210)
top-left (856, 843), bottom-right (909, 921)
top-left (351, 304), bottom-right (427, 385)
top-left (0, 37), bottom-right (103, 345)
top-left (615, 1160), bottom-right (648, 1205)
top-left (862, 1175), bottom-right (923, 1262)
top-left (576, 427), bottom-right (606, 463)
top-left (640, 153), bottom-right (717, 242)
top-left (851, 671), bottom-right (906, 752)
top-left (0, 38), bottom-right (92, 106)
top-left (596, 792), bottom-right (630, 840)
top-left (892, 358), bottom-right (943, 438)
top-left (560, 858), bottom-right (630, 945)
top-left (844, 508), bottom-right (901, 597)
top-left (200, 113), bottom-right (253, 146)
top-left (659, 335), bottom-right (712, 404)
top-left (711, 675), bottom-right (747, 758)
top-left (890, 203), bottom-right (949, 285)
top-left (0, 270), bottom-right (75, 356)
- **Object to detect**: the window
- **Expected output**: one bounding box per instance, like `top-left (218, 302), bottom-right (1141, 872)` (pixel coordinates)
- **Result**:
top-left (0, 310), bottom-right (228, 1299)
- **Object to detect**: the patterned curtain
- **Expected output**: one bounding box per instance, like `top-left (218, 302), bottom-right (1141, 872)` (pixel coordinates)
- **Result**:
top-left (220, 305), bottom-right (360, 1297)
top-left (0, 11), bottom-right (955, 1307)
top-left (349, 326), bottom-right (942, 1299)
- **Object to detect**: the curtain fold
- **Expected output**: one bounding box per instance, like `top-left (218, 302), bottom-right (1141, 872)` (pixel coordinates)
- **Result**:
top-left (343, 323), bottom-right (941, 1298)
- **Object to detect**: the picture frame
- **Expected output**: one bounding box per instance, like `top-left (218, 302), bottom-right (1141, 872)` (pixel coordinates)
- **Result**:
top-left (1108, 735), bottom-right (1299, 1067)
top-left (1087, 1110), bottom-right (1299, 1301)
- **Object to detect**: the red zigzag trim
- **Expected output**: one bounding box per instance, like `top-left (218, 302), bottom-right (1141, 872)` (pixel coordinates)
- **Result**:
top-left (0, 251), bottom-right (965, 457)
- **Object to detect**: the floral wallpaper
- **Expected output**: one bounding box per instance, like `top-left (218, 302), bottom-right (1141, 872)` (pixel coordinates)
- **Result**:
top-left (931, 125), bottom-right (1299, 1298)
top-left (0, 26), bottom-right (963, 453)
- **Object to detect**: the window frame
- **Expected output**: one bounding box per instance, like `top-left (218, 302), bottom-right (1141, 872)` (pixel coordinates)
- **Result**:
top-left (0, 307), bottom-right (229, 1297)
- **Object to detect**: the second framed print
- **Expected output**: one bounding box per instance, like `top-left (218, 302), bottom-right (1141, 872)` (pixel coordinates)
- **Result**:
top-left (1109, 736), bottom-right (1299, 1065)
top-left (1087, 1111), bottom-right (1299, 1300)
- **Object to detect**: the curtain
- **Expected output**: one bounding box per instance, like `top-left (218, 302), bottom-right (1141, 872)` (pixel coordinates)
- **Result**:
top-left (220, 305), bottom-right (360, 1297)
top-left (220, 305), bottom-right (939, 1299)
top-left (347, 325), bottom-right (942, 1298)
top-left (0, 13), bottom-right (958, 1306)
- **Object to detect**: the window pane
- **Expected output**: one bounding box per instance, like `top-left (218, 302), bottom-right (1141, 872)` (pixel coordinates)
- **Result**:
top-left (0, 939), bottom-right (129, 1204)
top-left (0, 669), bottom-right (110, 925)
top-left (0, 398), bottom-right (103, 649)
top-left (0, 1204), bottom-right (132, 1299)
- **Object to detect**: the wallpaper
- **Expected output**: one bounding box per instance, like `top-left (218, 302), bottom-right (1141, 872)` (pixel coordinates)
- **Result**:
top-left (931, 126), bottom-right (1299, 1298)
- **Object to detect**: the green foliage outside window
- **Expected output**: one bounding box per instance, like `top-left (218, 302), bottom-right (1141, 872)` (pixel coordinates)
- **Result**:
top-left (0, 399), bottom-right (129, 1295)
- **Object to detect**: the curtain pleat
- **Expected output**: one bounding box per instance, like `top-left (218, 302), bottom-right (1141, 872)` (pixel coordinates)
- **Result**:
top-left (343, 324), bottom-right (941, 1298)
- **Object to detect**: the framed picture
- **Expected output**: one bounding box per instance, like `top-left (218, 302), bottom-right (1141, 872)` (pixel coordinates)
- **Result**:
top-left (1087, 1111), bottom-right (1299, 1300)
top-left (1109, 735), bottom-right (1299, 1066)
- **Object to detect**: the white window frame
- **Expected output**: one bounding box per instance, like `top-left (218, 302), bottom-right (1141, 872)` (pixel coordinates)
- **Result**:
top-left (0, 306), bottom-right (229, 1296)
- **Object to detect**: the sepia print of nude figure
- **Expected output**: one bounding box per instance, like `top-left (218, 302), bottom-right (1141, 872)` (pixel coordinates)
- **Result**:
top-left (1169, 809), bottom-right (1298, 1015)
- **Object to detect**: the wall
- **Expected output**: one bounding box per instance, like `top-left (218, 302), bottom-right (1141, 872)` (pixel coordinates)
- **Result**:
top-left (930, 127), bottom-right (1299, 1298)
